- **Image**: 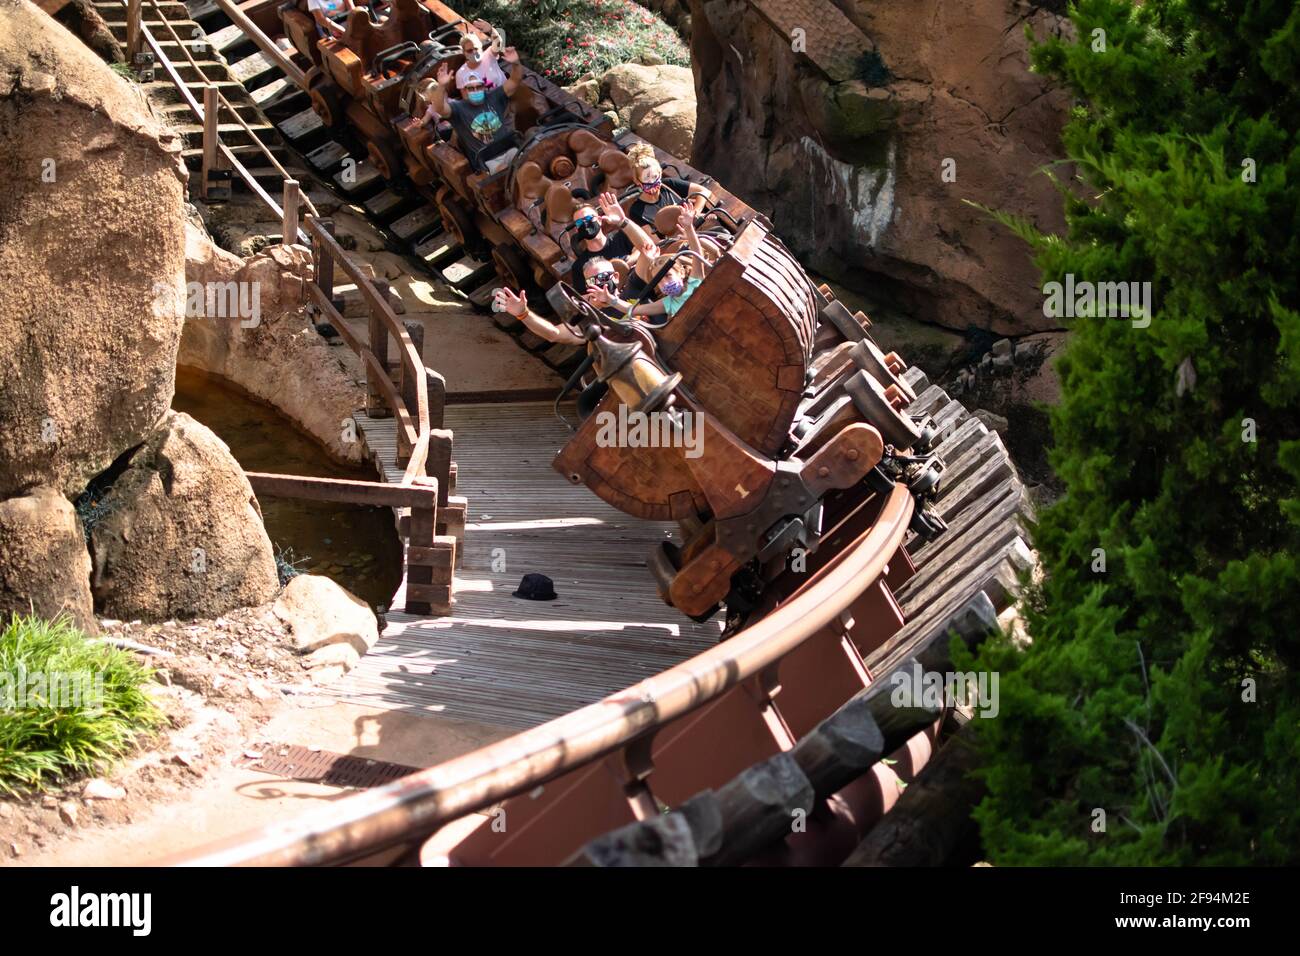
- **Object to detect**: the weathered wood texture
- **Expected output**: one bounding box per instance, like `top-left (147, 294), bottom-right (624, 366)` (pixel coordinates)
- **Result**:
top-left (331, 403), bottom-right (723, 729)
top-left (570, 369), bottom-right (1032, 867)
top-left (842, 728), bottom-right (985, 867)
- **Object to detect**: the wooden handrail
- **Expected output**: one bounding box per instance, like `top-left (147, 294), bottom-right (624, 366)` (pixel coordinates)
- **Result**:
top-left (129, 7), bottom-right (312, 242)
top-left (304, 215), bottom-right (430, 480)
top-left (137, 0), bottom-right (319, 221)
top-left (246, 472), bottom-right (437, 509)
top-left (173, 485), bottom-right (915, 866)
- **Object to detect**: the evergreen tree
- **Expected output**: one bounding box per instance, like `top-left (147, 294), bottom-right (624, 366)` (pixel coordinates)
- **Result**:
top-left (960, 0), bottom-right (1300, 864)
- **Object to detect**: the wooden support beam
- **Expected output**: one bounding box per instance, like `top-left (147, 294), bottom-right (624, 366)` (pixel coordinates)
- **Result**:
top-left (246, 472), bottom-right (436, 510)
top-left (426, 368), bottom-right (447, 431)
top-left (404, 476), bottom-right (440, 614)
top-left (281, 179), bottom-right (300, 248)
top-left (310, 218), bottom-right (335, 308)
top-left (126, 0), bottom-right (143, 64)
top-left (201, 85), bottom-right (219, 201)
top-left (400, 320), bottom-right (425, 425)
top-left (570, 592), bottom-right (1000, 867)
top-left (842, 727), bottom-right (984, 867)
top-left (368, 280), bottom-right (393, 419)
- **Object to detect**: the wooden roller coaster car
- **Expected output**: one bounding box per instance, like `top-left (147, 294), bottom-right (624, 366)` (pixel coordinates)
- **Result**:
top-left (269, 0), bottom-right (946, 620)
top-left (548, 221), bottom-right (947, 621)
top-left (275, 0), bottom-right (754, 292)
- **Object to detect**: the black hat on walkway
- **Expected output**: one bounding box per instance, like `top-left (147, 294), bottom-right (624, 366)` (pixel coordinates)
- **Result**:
top-left (512, 573), bottom-right (557, 601)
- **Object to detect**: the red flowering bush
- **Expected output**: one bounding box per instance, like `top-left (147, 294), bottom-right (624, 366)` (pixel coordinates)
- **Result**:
top-left (464, 0), bottom-right (688, 85)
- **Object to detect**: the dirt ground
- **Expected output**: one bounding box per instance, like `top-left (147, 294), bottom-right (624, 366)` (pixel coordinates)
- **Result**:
top-left (0, 612), bottom-right (512, 866)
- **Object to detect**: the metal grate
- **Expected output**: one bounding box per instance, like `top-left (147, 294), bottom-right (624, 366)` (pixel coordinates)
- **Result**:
top-left (240, 743), bottom-right (419, 789)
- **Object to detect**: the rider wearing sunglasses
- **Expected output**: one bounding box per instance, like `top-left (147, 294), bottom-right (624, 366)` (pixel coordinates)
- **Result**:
top-left (568, 191), bottom-right (657, 296)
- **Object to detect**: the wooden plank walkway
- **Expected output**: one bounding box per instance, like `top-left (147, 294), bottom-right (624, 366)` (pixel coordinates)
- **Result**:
top-left (333, 403), bottom-right (723, 728)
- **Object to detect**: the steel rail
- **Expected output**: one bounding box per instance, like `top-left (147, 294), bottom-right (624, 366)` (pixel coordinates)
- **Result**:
top-left (173, 484), bottom-right (914, 866)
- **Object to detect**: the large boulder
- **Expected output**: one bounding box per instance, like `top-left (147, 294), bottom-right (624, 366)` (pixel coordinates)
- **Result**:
top-left (89, 411), bottom-right (280, 621)
top-left (601, 63), bottom-right (696, 156)
top-left (0, 487), bottom-right (95, 634)
top-left (688, 0), bottom-right (1070, 335)
top-left (0, 0), bottom-right (188, 499)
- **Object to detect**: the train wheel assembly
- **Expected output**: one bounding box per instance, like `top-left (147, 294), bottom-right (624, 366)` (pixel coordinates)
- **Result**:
top-left (844, 369), bottom-right (922, 449)
top-left (365, 138), bottom-right (402, 182)
top-left (309, 84), bottom-right (344, 129)
top-left (436, 189), bottom-right (484, 255)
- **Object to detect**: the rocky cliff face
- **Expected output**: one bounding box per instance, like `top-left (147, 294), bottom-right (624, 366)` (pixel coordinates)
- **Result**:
top-left (688, 0), bottom-right (1070, 335)
top-left (0, 0), bottom-right (189, 499)
top-left (0, 1), bottom-right (288, 627)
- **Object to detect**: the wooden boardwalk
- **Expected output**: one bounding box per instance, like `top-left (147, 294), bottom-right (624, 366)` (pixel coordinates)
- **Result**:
top-left (334, 403), bottom-right (722, 729)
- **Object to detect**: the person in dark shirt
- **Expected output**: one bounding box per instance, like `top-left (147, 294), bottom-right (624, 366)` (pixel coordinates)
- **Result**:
top-left (624, 142), bottom-right (713, 231)
top-left (421, 48), bottom-right (522, 172)
top-left (567, 191), bottom-right (657, 295)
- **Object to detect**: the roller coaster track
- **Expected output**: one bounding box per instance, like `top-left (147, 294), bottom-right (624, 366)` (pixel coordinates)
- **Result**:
top-left (96, 0), bottom-right (1038, 865)
top-left (172, 368), bottom-right (1034, 867)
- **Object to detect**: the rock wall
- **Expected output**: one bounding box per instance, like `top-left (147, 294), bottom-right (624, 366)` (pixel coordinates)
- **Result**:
top-left (0, 0), bottom-right (188, 500)
top-left (0, 488), bottom-right (96, 633)
top-left (0, 2), bottom-right (294, 629)
top-left (687, 0), bottom-right (1071, 335)
top-left (177, 222), bottom-right (369, 465)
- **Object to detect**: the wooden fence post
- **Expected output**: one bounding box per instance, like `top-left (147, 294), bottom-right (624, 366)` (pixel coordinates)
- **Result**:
top-left (425, 367), bottom-right (447, 431)
top-left (201, 85), bottom-right (218, 201)
top-left (281, 179), bottom-right (300, 246)
top-left (126, 0), bottom-right (143, 65)
top-left (400, 321), bottom-right (425, 422)
top-left (367, 280), bottom-right (392, 419)
top-left (314, 218), bottom-right (336, 305)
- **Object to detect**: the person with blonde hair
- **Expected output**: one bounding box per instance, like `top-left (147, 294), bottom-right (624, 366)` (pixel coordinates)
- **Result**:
top-left (624, 142), bottom-right (713, 231)
top-left (456, 29), bottom-right (506, 92)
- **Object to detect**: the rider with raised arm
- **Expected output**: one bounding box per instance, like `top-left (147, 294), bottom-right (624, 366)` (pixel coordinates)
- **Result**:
top-left (307, 0), bottom-right (356, 38)
top-left (585, 206), bottom-right (707, 320)
top-left (456, 29), bottom-right (506, 91)
top-left (420, 45), bottom-right (523, 172)
top-left (569, 191), bottom-right (658, 295)
top-left (624, 143), bottom-right (713, 231)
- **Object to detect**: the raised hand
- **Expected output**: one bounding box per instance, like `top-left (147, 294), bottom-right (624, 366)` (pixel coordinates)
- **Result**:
top-left (493, 286), bottom-right (528, 317)
top-left (584, 285), bottom-right (613, 308)
top-left (675, 203), bottom-right (696, 235)
top-left (597, 190), bottom-right (625, 227)
top-left (436, 62), bottom-right (453, 87)
top-left (502, 46), bottom-right (520, 65)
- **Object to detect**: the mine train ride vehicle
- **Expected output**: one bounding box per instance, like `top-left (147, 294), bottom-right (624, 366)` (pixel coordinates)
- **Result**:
top-left (273, 0), bottom-right (948, 621)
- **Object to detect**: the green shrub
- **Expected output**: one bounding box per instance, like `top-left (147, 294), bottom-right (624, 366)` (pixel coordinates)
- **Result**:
top-left (958, 0), bottom-right (1300, 865)
top-left (463, 0), bottom-right (688, 85)
top-left (0, 614), bottom-right (164, 796)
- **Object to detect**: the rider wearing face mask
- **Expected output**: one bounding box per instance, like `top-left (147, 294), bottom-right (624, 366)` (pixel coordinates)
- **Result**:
top-left (422, 44), bottom-right (522, 172)
top-left (568, 191), bottom-right (657, 296)
top-left (624, 143), bottom-right (713, 232)
top-left (455, 31), bottom-right (506, 92)
top-left (584, 205), bottom-right (707, 321)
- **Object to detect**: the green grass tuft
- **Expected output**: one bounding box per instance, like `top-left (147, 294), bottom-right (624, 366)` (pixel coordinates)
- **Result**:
top-left (0, 614), bottom-right (164, 796)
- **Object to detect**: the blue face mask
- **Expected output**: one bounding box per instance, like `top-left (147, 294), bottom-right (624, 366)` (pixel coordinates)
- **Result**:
top-left (466, 89), bottom-right (486, 105)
